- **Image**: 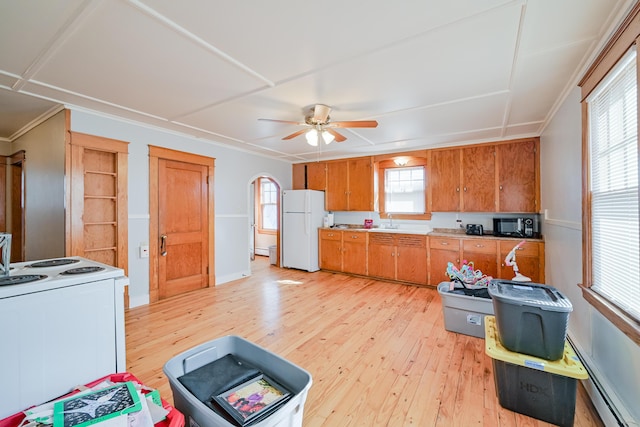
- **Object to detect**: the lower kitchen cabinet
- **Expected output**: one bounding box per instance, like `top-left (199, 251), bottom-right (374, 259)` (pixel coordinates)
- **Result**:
top-left (428, 236), bottom-right (461, 285)
top-left (319, 229), bottom-right (368, 275)
top-left (462, 239), bottom-right (498, 278)
top-left (498, 240), bottom-right (545, 283)
top-left (319, 229), bottom-right (342, 271)
top-left (369, 233), bottom-right (427, 284)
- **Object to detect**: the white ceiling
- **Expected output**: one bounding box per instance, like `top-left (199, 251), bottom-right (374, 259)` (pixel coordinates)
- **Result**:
top-left (0, 0), bottom-right (632, 162)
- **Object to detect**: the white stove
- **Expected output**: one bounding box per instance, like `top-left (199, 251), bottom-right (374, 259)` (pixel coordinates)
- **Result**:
top-left (0, 256), bottom-right (128, 419)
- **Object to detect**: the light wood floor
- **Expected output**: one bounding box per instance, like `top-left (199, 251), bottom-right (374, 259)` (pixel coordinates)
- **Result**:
top-left (126, 256), bottom-right (603, 426)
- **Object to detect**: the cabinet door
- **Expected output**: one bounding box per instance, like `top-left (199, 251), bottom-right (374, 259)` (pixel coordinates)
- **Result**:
top-left (347, 158), bottom-right (374, 211)
top-left (396, 234), bottom-right (427, 284)
top-left (461, 145), bottom-right (496, 212)
top-left (498, 240), bottom-right (543, 283)
top-left (428, 237), bottom-right (461, 285)
top-left (319, 230), bottom-right (342, 271)
top-left (462, 239), bottom-right (498, 279)
top-left (307, 162), bottom-right (327, 191)
top-left (429, 148), bottom-right (461, 212)
top-left (367, 233), bottom-right (396, 280)
top-left (292, 163), bottom-right (306, 189)
top-left (342, 231), bottom-right (367, 275)
top-left (497, 139), bottom-right (538, 212)
top-left (326, 161), bottom-right (349, 211)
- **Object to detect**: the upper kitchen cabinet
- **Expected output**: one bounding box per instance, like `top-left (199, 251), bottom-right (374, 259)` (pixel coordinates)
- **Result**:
top-left (461, 144), bottom-right (496, 211)
top-left (496, 138), bottom-right (539, 212)
top-left (326, 157), bottom-right (374, 211)
top-left (292, 162), bottom-right (327, 191)
top-left (429, 145), bottom-right (495, 212)
top-left (428, 148), bottom-right (462, 212)
top-left (428, 138), bottom-right (539, 213)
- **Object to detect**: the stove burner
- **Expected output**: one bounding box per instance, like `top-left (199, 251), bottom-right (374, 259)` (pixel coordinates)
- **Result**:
top-left (61, 266), bottom-right (106, 275)
top-left (0, 274), bottom-right (48, 286)
top-left (28, 258), bottom-right (80, 268)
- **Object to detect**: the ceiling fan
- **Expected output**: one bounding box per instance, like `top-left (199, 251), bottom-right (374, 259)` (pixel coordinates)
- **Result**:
top-left (259, 104), bottom-right (378, 146)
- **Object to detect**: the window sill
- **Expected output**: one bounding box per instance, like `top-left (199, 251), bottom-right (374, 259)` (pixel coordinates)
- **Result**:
top-left (579, 283), bottom-right (640, 346)
top-left (380, 212), bottom-right (432, 221)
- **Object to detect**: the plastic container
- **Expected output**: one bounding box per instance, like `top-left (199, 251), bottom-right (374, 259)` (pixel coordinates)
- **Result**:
top-left (269, 245), bottom-right (277, 265)
top-left (0, 372), bottom-right (184, 427)
top-left (163, 335), bottom-right (312, 427)
top-left (488, 280), bottom-right (572, 360)
top-left (485, 316), bottom-right (587, 427)
top-left (437, 282), bottom-right (494, 338)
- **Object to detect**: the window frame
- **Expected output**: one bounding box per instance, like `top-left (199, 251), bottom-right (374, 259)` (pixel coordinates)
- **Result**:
top-left (377, 157), bottom-right (431, 220)
top-left (579, 4), bottom-right (640, 345)
top-left (256, 177), bottom-right (278, 235)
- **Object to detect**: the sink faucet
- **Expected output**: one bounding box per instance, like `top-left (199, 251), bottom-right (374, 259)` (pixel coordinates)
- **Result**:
top-left (388, 214), bottom-right (393, 228)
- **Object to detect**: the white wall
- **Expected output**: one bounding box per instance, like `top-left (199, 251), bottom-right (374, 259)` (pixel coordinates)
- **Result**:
top-left (10, 111), bottom-right (66, 260)
top-left (541, 86), bottom-right (640, 422)
top-left (69, 110), bottom-right (292, 306)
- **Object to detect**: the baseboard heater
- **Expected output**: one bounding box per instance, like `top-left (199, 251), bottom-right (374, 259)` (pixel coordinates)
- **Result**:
top-left (568, 336), bottom-right (638, 426)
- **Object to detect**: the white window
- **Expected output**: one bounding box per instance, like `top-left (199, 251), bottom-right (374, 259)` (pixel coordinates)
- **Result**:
top-left (259, 178), bottom-right (277, 231)
top-left (384, 166), bottom-right (425, 214)
top-left (587, 47), bottom-right (640, 321)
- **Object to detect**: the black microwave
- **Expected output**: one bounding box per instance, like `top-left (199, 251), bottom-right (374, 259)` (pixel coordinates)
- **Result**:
top-left (493, 217), bottom-right (540, 238)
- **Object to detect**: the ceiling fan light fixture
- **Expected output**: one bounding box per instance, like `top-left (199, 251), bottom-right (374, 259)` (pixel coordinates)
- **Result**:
top-left (305, 129), bottom-right (318, 146)
top-left (322, 130), bottom-right (334, 144)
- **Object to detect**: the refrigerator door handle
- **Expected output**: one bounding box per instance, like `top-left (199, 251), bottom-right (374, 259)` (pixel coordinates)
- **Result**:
top-left (304, 192), bottom-right (310, 236)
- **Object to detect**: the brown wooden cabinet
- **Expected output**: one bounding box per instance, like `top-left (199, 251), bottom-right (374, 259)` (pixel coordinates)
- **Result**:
top-left (292, 162), bottom-right (327, 190)
top-left (461, 144), bottom-right (496, 212)
top-left (319, 229), bottom-right (342, 271)
top-left (498, 240), bottom-right (545, 283)
top-left (326, 157), bottom-right (374, 211)
top-left (319, 229), bottom-right (368, 274)
top-left (428, 236), bottom-right (461, 285)
top-left (396, 234), bottom-right (427, 285)
top-left (342, 231), bottom-right (368, 275)
top-left (429, 138), bottom-right (539, 213)
top-left (368, 233), bottom-right (427, 284)
top-left (462, 239), bottom-right (498, 279)
top-left (429, 148), bottom-right (461, 212)
top-left (497, 139), bottom-right (538, 212)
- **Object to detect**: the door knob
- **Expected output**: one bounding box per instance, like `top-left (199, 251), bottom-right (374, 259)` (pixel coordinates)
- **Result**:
top-left (160, 234), bottom-right (167, 256)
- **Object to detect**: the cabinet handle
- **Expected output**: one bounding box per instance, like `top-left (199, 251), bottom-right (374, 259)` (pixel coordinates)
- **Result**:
top-left (160, 234), bottom-right (167, 256)
top-left (352, 235), bottom-right (358, 239)
top-left (440, 242), bottom-right (449, 246)
top-left (499, 185), bottom-right (503, 190)
top-left (456, 187), bottom-right (460, 192)
top-left (464, 187), bottom-right (467, 192)
top-left (475, 244), bottom-right (483, 248)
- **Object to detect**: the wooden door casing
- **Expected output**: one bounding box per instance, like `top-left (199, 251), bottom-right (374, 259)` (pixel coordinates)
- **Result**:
top-left (149, 146), bottom-right (215, 303)
top-left (68, 132), bottom-right (128, 272)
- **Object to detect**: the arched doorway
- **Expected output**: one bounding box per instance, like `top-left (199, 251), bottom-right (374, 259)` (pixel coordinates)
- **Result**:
top-left (249, 175), bottom-right (280, 269)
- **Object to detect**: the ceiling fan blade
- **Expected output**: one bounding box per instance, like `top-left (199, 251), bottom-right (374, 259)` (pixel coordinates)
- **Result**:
top-left (258, 118), bottom-right (304, 125)
top-left (330, 120), bottom-right (378, 128)
top-left (326, 128), bottom-right (347, 142)
top-left (282, 129), bottom-right (309, 140)
top-left (313, 104), bottom-right (331, 123)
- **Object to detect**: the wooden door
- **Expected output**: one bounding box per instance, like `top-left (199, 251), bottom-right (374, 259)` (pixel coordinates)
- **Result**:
top-left (342, 231), bottom-right (367, 275)
top-left (326, 161), bottom-right (348, 211)
top-left (429, 148), bottom-right (461, 212)
top-left (319, 230), bottom-right (342, 271)
top-left (396, 234), bottom-right (427, 284)
top-left (461, 145), bottom-right (495, 211)
top-left (157, 159), bottom-right (209, 299)
top-left (428, 237), bottom-right (461, 285)
top-left (68, 133), bottom-right (128, 271)
top-left (367, 233), bottom-right (396, 280)
top-left (497, 139), bottom-right (538, 212)
top-left (347, 158), bottom-right (373, 211)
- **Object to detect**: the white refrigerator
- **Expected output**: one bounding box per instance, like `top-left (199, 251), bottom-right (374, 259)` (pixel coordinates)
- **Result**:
top-left (282, 189), bottom-right (326, 272)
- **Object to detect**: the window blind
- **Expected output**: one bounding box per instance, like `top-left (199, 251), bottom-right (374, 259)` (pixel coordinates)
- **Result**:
top-left (588, 47), bottom-right (640, 321)
top-left (384, 166), bottom-right (425, 213)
